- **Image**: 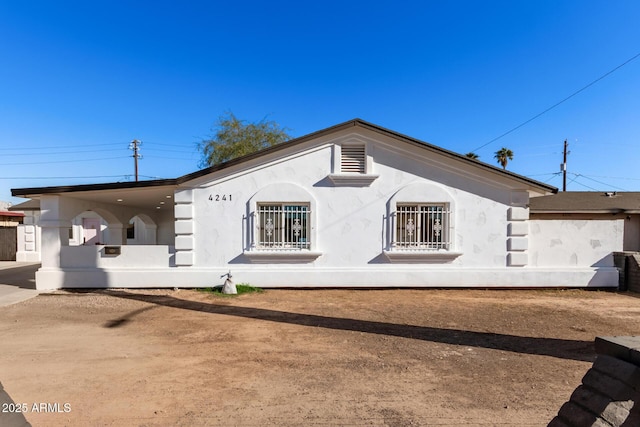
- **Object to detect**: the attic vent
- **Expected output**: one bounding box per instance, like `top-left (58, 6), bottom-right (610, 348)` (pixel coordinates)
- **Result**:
top-left (341, 145), bottom-right (366, 173)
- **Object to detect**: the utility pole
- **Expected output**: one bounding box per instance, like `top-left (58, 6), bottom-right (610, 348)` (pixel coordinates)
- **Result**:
top-left (129, 139), bottom-right (142, 181)
top-left (561, 139), bottom-right (568, 192)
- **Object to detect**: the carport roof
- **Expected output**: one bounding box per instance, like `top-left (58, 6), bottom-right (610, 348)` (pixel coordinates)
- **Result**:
top-left (12, 180), bottom-right (177, 211)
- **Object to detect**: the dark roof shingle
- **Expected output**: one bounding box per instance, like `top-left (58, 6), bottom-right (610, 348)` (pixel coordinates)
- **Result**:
top-left (530, 191), bottom-right (640, 213)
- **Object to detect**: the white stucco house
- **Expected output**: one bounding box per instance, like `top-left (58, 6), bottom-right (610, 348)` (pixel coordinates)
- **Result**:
top-left (10, 119), bottom-right (629, 290)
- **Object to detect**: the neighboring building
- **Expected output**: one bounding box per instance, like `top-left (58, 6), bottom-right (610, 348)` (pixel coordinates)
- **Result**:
top-left (10, 119), bottom-right (623, 290)
top-left (0, 201), bottom-right (24, 261)
top-left (0, 210), bottom-right (24, 227)
top-left (529, 191), bottom-right (640, 270)
top-left (9, 199), bottom-right (40, 262)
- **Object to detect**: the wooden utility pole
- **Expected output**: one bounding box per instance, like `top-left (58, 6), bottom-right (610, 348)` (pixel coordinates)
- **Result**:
top-left (129, 139), bottom-right (142, 181)
top-left (562, 139), bottom-right (568, 192)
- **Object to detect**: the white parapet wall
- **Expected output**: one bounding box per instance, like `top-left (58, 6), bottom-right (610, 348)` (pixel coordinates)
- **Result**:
top-left (34, 264), bottom-right (619, 290)
top-left (60, 245), bottom-right (175, 269)
top-left (529, 218), bottom-right (624, 268)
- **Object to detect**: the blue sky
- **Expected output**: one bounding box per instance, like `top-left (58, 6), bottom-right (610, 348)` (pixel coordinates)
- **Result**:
top-left (1, 1), bottom-right (639, 204)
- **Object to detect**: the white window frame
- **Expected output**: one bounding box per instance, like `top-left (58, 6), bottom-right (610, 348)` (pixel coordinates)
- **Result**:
top-left (245, 182), bottom-right (322, 263)
top-left (394, 203), bottom-right (451, 250)
top-left (256, 203), bottom-right (311, 250)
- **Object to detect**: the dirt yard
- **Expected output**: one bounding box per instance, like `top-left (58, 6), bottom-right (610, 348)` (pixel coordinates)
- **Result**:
top-left (2, 288), bottom-right (640, 426)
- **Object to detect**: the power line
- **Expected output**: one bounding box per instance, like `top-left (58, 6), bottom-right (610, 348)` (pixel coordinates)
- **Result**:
top-left (0, 156), bottom-right (130, 166)
top-left (144, 155), bottom-right (197, 161)
top-left (0, 148), bottom-right (126, 157)
top-left (143, 147), bottom-right (197, 154)
top-left (0, 175), bottom-right (128, 180)
top-left (144, 141), bottom-right (194, 147)
top-left (471, 51), bottom-right (640, 152)
top-left (0, 142), bottom-right (123, 151)
top-left (577, 174), bottom-right (640, 182)
top-left (571, 172), bottom-right (627, 191)
top-left (524, 171), bottom-right (627, 190)
top-left (571, 179), bottom-right (600, 191)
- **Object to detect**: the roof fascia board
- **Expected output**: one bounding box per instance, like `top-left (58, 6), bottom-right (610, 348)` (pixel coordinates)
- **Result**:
top-left (179, 118), bottom-right (556, 193)
top-left (354, 120), bottom-right (557, 194)
top-left (531, 210), bottom-right (624, 214)
top-left (12, 179), bottom-right (177, 198)
top-left (11, 118), bottom-right (557, 197)
top-left (177, 120), bottom-right (360, 184)
top-left (180, 137), bottom-right (335, 189)
top-left (353, 127), bottom-right (545, 193)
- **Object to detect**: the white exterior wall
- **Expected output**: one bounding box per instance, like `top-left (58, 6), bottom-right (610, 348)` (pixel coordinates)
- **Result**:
top-left (529, 218), bottom-right (624, 268)
top-left (157, 130), bottom-right (616, 289)
top-left (29, 127), bottom-right (620, 289)
top-left (186, 140), bottom-right (513, 272)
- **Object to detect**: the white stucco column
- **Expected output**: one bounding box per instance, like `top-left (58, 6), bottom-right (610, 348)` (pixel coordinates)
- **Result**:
top-left (507, 206), bottom-right (529, 266)
top-left (39, 195), bottom-right (71, 269)
top-left (174, 189), bottom-right (195, 266)
top-left (107, 224), bottom-right (124, 245)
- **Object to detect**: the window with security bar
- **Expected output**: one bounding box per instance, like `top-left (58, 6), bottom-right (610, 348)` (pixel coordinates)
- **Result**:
top-left (257, 204), bottom-right (311, 249)
top-left (395, 204), bottom-right (450, 250)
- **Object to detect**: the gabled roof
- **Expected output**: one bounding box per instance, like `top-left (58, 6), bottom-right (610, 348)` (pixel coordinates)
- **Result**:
top-left (530, 191), bottom-right (640, 214)
top-left (12, 118), bottom-right (557, 199)
top-left (178, 119), bottom-right (558, 192)
top-left (8, 199), bottom-right (40, 211)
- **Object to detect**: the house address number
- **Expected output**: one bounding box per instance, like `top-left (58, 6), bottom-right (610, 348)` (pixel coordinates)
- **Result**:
top-left (209, 194), bottom-right (232, 201)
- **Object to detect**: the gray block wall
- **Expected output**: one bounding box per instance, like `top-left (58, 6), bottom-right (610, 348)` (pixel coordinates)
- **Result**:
top-left (548, 337), bottom-right (640, 427)
top-left (613, 252), bottom-right (640, 292)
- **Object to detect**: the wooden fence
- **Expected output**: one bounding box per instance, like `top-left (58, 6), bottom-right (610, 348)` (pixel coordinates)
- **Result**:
top-left (0, 227), bottom-right (17, 261)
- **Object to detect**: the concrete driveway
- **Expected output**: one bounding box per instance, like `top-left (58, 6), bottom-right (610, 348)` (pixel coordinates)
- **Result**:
top-left (0, 262), bottom-right (40, 307)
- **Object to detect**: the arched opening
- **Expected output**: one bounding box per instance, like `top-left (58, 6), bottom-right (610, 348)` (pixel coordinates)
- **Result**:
top-left (68, 208), bottom-right (123, 246)
top-left (126, 214), bottom-right (157, 245)
top-left (69, 211), bottom-right (107, 246)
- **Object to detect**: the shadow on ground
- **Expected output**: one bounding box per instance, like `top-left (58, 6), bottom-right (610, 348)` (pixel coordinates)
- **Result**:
top-left (0, 381), bottom-right (31, 427)
top-left (0, 264), bottom-right (39, 290)
top-left (99, 290), bottom-right (595, 362)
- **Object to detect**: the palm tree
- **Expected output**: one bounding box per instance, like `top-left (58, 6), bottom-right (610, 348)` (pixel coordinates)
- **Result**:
top-left (465, 152), bottom-right (479, 159)
top-left (494, 147), bottom-right (514, 170)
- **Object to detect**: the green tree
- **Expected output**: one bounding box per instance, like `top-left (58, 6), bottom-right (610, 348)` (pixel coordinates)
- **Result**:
top-left (465, 152), bottom-right (479, 159)
top-left (198, 112), bottom-right (291, 167)
top-left (494, 147), bottom-right (514, 170)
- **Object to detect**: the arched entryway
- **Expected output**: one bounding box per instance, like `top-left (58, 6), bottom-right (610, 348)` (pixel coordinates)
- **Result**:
top-left (126, 214), bottom-right (157, 245)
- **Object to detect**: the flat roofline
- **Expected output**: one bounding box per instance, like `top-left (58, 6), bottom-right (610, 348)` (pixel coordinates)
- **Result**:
top-left (12, 178), bottom-right (177, 197)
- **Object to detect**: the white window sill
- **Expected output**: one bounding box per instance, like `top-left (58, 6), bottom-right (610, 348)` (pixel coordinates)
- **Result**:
top-left (327, 174), bottom-right (379, 187)
top-left (383, 250), bottom-right (462, 263)
top-left (244, 250), bottom-right (323, 264)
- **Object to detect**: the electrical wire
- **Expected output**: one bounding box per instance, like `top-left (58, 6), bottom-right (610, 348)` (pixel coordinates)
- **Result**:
top-left (143, 155), bottom-right (197, 161)
top-left (0, 142), bottom-right (123, 151)
top-left (0, 175), bottom-right (128, 180)
top-left (471, 51), bottom-right (640, 153)
top-left (571, 173), bottom-right (627, 191)
top-left (0, 156), bottom-right (130, 166)
top-left (576, 174), bottom-right (640, 182)
top-left (571, 180), bottom-right (600, 191)
top-left (0, 148), bottom-right (126, 157)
